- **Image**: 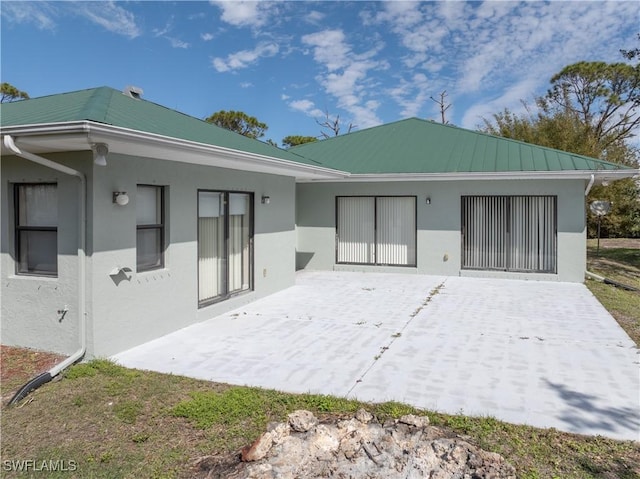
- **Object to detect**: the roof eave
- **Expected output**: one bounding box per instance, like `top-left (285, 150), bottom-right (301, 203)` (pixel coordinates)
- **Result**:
top-left (297, 170), bottom-right (639, 183)
top-left (1, 121), bottom-right (348, 180)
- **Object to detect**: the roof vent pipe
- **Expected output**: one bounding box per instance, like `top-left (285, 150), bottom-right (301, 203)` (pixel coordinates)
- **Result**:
top-left (123, 85), bottom-right (143, 100)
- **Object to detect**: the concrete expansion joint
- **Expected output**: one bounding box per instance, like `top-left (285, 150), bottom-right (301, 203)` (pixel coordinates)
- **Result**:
top-left (347, 281), bottom-right (447, 396)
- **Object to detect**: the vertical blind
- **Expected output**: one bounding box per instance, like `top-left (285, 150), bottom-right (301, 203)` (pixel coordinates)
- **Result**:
top-left (462, 195), bottom-right (557, 273)
top-left (198, 191), bottom-right (252, 306)
top-left (336, 196), bottom-right (416, 266)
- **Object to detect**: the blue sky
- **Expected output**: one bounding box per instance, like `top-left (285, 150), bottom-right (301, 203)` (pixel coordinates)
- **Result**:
top-left (1, 1), bottom-right (638, 145)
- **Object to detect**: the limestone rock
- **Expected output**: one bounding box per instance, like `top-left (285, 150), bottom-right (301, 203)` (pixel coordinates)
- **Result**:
top-left (241, 431), bottom-right (274, 462)
top-left (287, 409), bottom-right (317, 432)
top-left (355, 408), bottom-right (374, 423)
top-left (399, 413), bottom-right (429, 428)
top-left (204, 410), bottom-right (517, 479)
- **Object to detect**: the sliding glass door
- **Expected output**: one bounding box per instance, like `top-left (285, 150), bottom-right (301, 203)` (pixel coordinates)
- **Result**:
top-left (198, 191), bottom-right (253, 306)
top-left (461, 195), bottom-right (557, 273)
top-left (336, 196), bottom-right (416, 266)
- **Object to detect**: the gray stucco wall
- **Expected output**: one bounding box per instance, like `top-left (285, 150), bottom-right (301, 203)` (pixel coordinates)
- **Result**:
top-left (90, 154), bottom-right (296, 357)
top-left (1, 152), bottom-right (296, 357)
top-left (1, 154), bottom-right (88, 355)
top-left (296, 179), bottom-right (587, 282)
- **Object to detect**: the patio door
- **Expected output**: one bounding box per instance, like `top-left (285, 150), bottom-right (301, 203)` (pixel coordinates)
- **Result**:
top-left (461, 195), bottom-right (556, 273)
top-left (198, 191), bottom-right (253, 306)
top-left (336, 196), bottom-right (416, 266)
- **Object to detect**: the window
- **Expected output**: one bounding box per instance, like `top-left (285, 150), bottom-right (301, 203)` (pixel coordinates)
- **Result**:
top-left (15, 184), bottom-right (58, 276)
top-left (136, 185), bottom-right (164, 272)
top-left (461, 195), bottom-right (557, 273)
top-left (336, 196), bottom-right (416, 266)
top-left (198, 191), bottom-right (253, 306)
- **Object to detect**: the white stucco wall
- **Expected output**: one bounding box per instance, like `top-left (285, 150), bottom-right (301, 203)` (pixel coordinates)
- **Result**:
top-left (296, 179), bottom-right (587, 282)
top-left (1, 152), bottom-right (297, 357)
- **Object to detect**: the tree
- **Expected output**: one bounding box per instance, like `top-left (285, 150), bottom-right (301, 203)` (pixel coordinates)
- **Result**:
top-left (316, 110), bottom-right (355, 139)
top-left (483, 59), bottom-right (640, 238)
top-left (282, 135), bottom-right (318, 148)
top-left (620, 33), bottom-right (640, 62)
top-left (1, 82), bottom-right (29, 102)
top-left (430, 90), bottom-right (451, 124)
top-left (205, 110), bottom-right (267, 139)
top-left (545, 61), bottom-right (640, 150)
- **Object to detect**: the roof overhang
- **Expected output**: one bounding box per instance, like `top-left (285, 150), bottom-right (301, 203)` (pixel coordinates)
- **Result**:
top-left (297, 170), bottom-right (639, 184)
top-left (0, 121), bottom-right (348, 181)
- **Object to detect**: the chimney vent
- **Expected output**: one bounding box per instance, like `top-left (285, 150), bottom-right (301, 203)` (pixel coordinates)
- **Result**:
top-left (123, 85), bottom-right (143, 100)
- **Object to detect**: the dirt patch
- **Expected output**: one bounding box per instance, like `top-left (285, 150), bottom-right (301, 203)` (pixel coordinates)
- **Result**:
top-left (589, 238), bottom-right (640, 250)
top-left (1, 345), bottom-right (67, 401)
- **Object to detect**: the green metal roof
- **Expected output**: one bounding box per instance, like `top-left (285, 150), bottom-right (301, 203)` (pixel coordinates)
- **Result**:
top-left (1, 89), bottom-right (632, 175)
top-left (0, 87), bottom-right (322, 167)
top-left (290, 117), bottom-right (627, 174)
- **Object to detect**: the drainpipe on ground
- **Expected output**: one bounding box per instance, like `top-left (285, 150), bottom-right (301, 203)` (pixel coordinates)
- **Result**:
top-left (3, 135), bottom-right (87, 405)
top-left (585, 270), bottom-right (640, 292)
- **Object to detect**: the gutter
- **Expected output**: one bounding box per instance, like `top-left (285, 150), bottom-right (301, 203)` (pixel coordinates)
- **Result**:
top-left (297, 169), bottom-right (639, 183)
top-left (1, 121), bottom-right (348, 179)
top-left (3, 135), bottom-right (87, 405)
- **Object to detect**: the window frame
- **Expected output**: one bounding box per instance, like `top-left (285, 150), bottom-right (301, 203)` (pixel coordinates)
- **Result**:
top-left (335, 195), bottom-right (417, 267)
top-left (14, 183), bottom-right (58, 277)
top-left (197, 190), bottom-right (254, 308)
top-left (136, 185), bottom-right (165, 273)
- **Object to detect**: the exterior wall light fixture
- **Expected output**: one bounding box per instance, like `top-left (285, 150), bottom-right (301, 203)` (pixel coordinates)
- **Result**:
top-left (261, 195), bottom-right (271, 204)
top-left (92, 143), bottom-right (109, 166)
top-left (113, 192), bottom-right (129, 206)
top-left (425, 196), bottom-right (431, 205)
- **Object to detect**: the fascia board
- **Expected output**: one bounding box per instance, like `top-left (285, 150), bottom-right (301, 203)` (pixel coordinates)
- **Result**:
top-left (297, 170), bottom-right (639, 183)
top-left (1, 122), bottom-right (349, 180)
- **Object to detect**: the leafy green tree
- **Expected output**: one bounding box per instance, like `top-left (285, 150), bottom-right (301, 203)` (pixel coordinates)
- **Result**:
top-left (1, 82), bottom-right (29, 102)
top-left (282, 135), bottom-right (318, 148)
top-left (205, 110), bottom-right (268, 139)
top-left (544, 61), bottom-right (640, 150)
top-left (483, 59), bottom-right (640, 238)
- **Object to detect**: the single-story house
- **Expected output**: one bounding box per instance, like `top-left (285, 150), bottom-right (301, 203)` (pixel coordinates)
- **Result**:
top-left (1, 86), bottom-right (637, 363)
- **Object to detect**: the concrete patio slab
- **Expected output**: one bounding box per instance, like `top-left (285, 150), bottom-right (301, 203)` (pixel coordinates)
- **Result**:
top-left (112, 272), bottom-right (640, 441)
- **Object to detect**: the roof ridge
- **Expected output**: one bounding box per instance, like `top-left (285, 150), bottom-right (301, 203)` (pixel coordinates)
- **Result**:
top-left (76, 87), bottom-right (116, 123)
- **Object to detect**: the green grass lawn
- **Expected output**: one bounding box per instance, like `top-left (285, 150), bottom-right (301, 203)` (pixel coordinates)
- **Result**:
top-left (1, 358), bottom-right (638, 479)
top-left (586, 238), bottom-right (640, 345)
top-left (2, 239), bottom-right (639, 478)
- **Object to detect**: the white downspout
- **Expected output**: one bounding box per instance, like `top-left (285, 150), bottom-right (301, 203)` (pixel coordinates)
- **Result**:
top-left (585, 173), bottom-right (595, 196)
top-left (3, 135), bottom-right (87, 378)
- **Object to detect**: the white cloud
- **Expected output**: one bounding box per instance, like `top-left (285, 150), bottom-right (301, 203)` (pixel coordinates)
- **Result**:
top-left (302, 30), bottom-right (351, 71)
top-left (0, 1), bottom-right (57, 30)
top-left (0, 1), bottom-right (141, 38)
top-left (201, 32), bottom-right (215, 41)
top-left (75, 1), bottom-right (141, 39)
top-left (240, 82), bottom-right (254, 88)
top-left (370, 0), bottom-right (639, 125)
top-left (461, 78), bottom-right (541, 130)
top-left (213, 41), bottom-right (279, 72)
top-left (152, 17), bottom-right (188, 48)
top-left (301, 29), bottom-right (386, 128)
top-left (210, 0), bottom-right (277, 28)
top-left (388, 73), bottom-right (431, 119)
top-left (305, 10), bottom-right (325, 24)
top-left (287, 99), bottom-right (324, 119)
top-left (167, 37), bottom-right (190, 49)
